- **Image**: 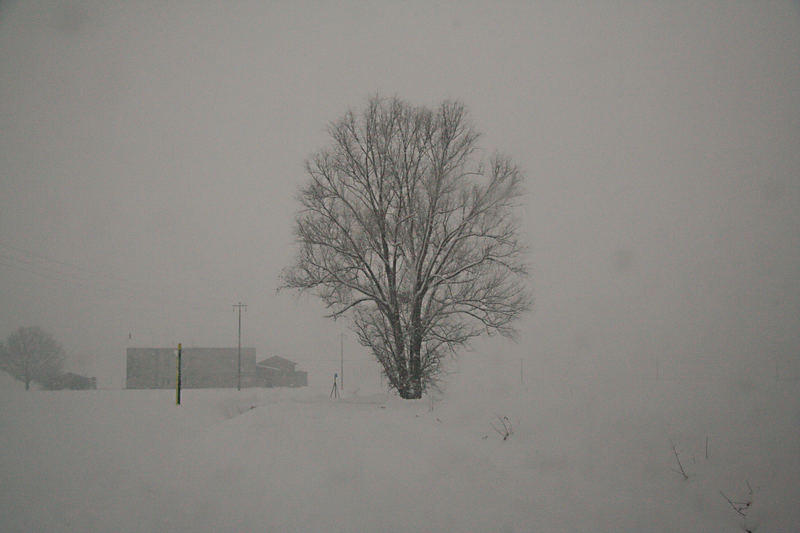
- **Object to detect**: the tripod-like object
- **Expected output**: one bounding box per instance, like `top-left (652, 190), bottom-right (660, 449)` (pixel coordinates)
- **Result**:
top-left (330, 372), bottom-right (339, 399)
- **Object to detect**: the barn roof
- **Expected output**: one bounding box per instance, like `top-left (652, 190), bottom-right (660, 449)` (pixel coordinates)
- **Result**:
top-left (257, 355), bottom-right (297, 370)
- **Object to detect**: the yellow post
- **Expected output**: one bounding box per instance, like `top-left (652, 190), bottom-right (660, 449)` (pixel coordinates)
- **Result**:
top-left (176, 343), bottom-right (182, 405)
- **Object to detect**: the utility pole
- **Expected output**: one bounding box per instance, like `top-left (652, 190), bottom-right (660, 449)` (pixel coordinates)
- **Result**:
top-left (233, 302), bottom-right (247, 391)
top-left (176, 343), bottom-right (182, 405)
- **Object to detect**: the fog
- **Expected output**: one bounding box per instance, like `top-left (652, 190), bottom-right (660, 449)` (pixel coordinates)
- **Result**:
top-left (1, 1), bottom-right (798, 388)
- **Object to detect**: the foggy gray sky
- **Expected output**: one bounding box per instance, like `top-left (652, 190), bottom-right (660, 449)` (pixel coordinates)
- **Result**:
top-left (1, 1), bottom-right (798, 387)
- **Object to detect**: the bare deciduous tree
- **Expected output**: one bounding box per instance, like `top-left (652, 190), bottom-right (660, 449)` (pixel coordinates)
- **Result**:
top-left (1, 326), bottom-right (65, 390)
top-left (281, 96), bottom-right (531, 399)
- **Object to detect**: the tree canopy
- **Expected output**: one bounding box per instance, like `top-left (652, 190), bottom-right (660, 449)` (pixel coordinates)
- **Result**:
top-left (281, 96), bottom-right (531, 398)
top-left (1, 326), bottom-right (65, 390)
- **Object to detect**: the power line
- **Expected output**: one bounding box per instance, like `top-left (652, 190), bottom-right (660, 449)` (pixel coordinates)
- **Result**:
top-left (233, 302), bottom-right (247, 391)
top-left (0, 241), bottom-right (151, 291)
top-left (0, 240), bottom-right (232, 312)
top-left (0, 240), bottom-right (244, 291)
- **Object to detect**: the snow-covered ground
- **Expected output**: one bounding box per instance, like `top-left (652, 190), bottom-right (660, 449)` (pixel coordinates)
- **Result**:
top-left (1, 360), bottom-right (798, 533)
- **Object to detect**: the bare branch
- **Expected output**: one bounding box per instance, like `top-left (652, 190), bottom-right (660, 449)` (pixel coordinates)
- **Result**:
top-left (720, 490), bottom-right (750, 518)
top-left (280, 95), bottom-right (531, 398)
top-left (670, 441), bottom-right (689, 480)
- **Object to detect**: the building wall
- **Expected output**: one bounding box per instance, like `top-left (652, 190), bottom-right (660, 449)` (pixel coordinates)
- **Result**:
top-left (256, 365), bottom-right (308, 387)
top-left (126, 348), bottom-right (256, 389)
top-left (126, 348), bottom-right (174, 389)
top-left (48, 372), bottom-right (97, 390)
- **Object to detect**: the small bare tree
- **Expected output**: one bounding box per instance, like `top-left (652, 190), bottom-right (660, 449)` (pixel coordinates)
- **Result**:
top-left (281, 96), bottom-right (531, 399)
top-left (1, 326), bottom-right (65, 390)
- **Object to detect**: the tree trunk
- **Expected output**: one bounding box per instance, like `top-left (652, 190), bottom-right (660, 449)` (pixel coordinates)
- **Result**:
top-left (405, 303), bottom-right (423, 399)
top-left (397, 343), bottom-right (423, 399)
top-left (393, 348), bottom-right (422, 399)
top-left (397, 375), bottom-right (422, 399)
top-left (406, 349), bottom-right (422, 398)
top-left (405, 375), bottom-right (423, 399)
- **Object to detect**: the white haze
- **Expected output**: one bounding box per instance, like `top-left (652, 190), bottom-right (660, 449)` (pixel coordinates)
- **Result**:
top-left (2, 2), bottom-right (800, 531)
top-left (1, 4), bottom-right (798, 394)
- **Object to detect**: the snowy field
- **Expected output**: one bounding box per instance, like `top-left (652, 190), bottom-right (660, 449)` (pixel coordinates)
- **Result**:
top-left (1, 361), bottom-right (798, 533)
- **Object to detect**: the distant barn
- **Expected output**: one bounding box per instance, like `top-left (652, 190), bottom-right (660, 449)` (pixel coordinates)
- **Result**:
top-left (126, 347), bottom-right (257, 389)
top-left (126, 348), bottom-right (307, 389)
top-left (257, 355), bottom-right (308, 387)
top-left (48, 372), bottom-right (97, 390)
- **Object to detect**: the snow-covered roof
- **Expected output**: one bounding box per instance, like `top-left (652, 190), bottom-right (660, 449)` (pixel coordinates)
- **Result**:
top-left (257, 355), bottom-right (297, 370)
